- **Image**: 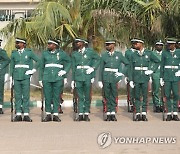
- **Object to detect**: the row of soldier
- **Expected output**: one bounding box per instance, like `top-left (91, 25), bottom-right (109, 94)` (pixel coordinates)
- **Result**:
top-left (0, 37), bottom-right (179, 122)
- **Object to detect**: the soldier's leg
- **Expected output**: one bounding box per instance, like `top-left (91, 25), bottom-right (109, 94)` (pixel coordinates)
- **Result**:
top-left (0, 75), bottom-right (5, 112)
top-left (43, 81), bottom-right (53, 114)
top-left (103, 82), bottom-right (111, 113)
top-left (134, 83), bottom-right (141, 113)
top-left (110, 82), bottom-right (118, 121)
top-left (152, 79), bottom-right (161, 108)
top-left (172, 81), bottom-right (179, 119)
top-left (22, 79), bottom-right (30, 114)
top-left (52, 80), bottom-right (63, 115)
top-left (84, 80), bottom-right (91, 114)
top-left (14, 80), bottom-right (23, 114)
top-left (141, 82), bottom-right (148, 121)
top-left (76, 81), bottom-right (85, 114)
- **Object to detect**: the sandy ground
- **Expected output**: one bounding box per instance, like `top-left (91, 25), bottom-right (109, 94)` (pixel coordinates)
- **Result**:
top-left (0, 106), bottom-right (180, 154)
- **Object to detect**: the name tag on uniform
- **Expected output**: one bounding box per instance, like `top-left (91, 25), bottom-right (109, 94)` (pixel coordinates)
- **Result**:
top-left (84, 55), bottom-right (87, 58)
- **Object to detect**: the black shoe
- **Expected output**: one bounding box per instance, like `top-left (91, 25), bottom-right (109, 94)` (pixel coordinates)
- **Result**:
top-left (13, 115), bottom-right (22, 122)
top-left (0, 108), bottom-right (4, 114)
top-left (53, 115), bottom-right (61, 122)
top-left (84, 115), bottom-right (90, 121)
top-left (142, 115), bottom-right (148, 121)
top-left (76, 115), bottom-right (84, 121)
top-left (23, 116), bottom-right (32, 122)
top-left (111, 115), bottom-right (117, 121)
top-left (135, 114), bottom-right (141, 121)
top-left (43, 115), bottom-right (52, 122)
top-left (166, 115), bottom-right (172, 121)
top-left (172, 115), bottom-right (180, 121)
top-left (159, 105), bottom-right (163, 112)
top-left (105, 115), bottom-right (111, 121)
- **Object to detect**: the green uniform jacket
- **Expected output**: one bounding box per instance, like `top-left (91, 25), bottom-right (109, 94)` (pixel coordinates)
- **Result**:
top-left (10, 48), bottom-right (40, 80)
top-left (99, 51), bottom-right (129, 83)
top-left (71, 48), bottom-right (100, 82)
top-left (125, 48), bottom-right (134, 78)
top-left (160, 49), bottom-right (180, 82)
top-left (130, 49), bottom-right (160, 83)
top-left (0, 48), bottom-right (10, 75)
top-left (40, 49), bottom-right (71, 82)
top-left (151, 50), bottom-right (162, 80)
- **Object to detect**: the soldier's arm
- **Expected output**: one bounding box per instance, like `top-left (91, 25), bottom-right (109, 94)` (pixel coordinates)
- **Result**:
top-left (120, 52), bottom-right (130, 76)
top-left (0, 49), bottom-right (10, 70)
top-left (98, 56), bottom-right (103, 81)
top-left (71, 53), bottom-right (75, 81)
top-left (30, 50), bottom-right (41, 69)
top-left (91, 50), bottom-right (101, 70)
top-left (10, 53), bottom-right (14, 77)
top-left (160, 52), bottom-right (165, 79)
top-left (39, 52), bottom-right (45, 81)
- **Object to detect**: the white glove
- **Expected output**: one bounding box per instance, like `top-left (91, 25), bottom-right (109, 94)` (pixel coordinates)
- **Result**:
top-left (58, 70), bottom-right (66, 76)
top-left (129, 81), bottom-right (134, 88)
top-left (4, 73), bottom-right (8, 82)
top-left (98, 81), bottom-right (103, 88)
top-left (30, 76), bottom-right (32, 82)
top-left (86, 67), bottom-right (94, 74)
top-left (175, 71), bottom-right (180, 77)
top-left (25, 69), bottom-right (36, 75)
top-left (115, 72), bottom-right (124, 78)
top-left (71, 81), bottom-right (75, 89)
top-left (39, 81), bottom-right (43, 87)
top-left (91, 78), bottom-right (94, 83)
top-left (149, 77), bottom-right (152, 83)
top-left (124, 77), bottom-right (128, 85)
top-left (10, 76), bottom-right (14, 88)
top-left (118, 80), bottom-right (122, 83)
top-left (64, 78), bottom-right (67, 85)
top-left (145, 70), bottom-right (153, 75)
top-left (160, 78), bottom-right (164, 86)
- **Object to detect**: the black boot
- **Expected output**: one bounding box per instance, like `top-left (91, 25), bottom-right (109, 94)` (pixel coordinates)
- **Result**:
top-left (111, 115), bottom-right (117, 121)
top-left (166, 115), bottom-right (172, 121)
top-left (84, 115), bottom-right (90, 121)
top-left (135, 114), bottom-right (141, 121)
top-left (155, 106), bottom-right (160, 113)
top-left (23, 116), bottom-right (32, 122)
top-left (13, 115), bottom-right (22, 122)
top-left (159, 105), bottom-right (163, 112)
top-left (172, 115), bottom-right (180, 121)
top-left (105, 115), bottom-right (111, 121)
top-left (142, 115), bottom-right (148, 121)
top-left (43, 114), bottom-right (52, 122)
top-left (76, 115), bottom-right (84, 121)
top-left (0, 108), bottom-right (4, 114)
top-left (58, 105), bottom-right (63, 114)
top-left (53, 115), bottom-right (61, 122)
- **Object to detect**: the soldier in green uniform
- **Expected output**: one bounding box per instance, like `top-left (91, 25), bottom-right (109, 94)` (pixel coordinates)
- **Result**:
top-left (0, 39), bottom-right (10, 114)
top-left (71, 38), bottom-right (100, 121)
top-left (10, 38), bottom-right (40, 122)
top-left (98, 40), bottom-right (129, 121)
top-left (151, 40), bottom-right (164, 112)
top-left (129, 38), bottom-right (160, 121)
top-left (39, 39), bottom-right (71, 122)
top-left (160, 39), bottom-right (180, 121)
top-left (124, 39), bottom-right (136, 112)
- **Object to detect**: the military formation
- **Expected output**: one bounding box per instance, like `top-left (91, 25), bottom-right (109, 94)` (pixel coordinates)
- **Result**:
top-left (0, 37), bottom-right (179, 122)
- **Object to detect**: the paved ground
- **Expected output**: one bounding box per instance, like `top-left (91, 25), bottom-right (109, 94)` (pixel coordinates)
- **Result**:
top-left (0, 106), bottom-right (180, 154)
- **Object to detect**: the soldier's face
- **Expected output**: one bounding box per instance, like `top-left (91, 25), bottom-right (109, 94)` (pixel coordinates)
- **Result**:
top-left (133, 42), bottom-right (142, 50)
top-left (75, 41), bottom-right (83, 49)
top-left (105, 43), bottom-right (114, 51)
top-left (47, 43), bottom-right (56, 51)
top-left (155, 45), bottom-right (163, 52)
top-left (15, 42), bottom-right (24, 49)
top-left (166, 43), bottom-right (175, 50)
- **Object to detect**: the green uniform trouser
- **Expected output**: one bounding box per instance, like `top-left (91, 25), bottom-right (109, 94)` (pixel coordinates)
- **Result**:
top-left (0, 75), bottom-right (5, 106)
top-left (76, 80), bottom-right (91, 113)
top-left (164, 81), bottom-right (179, 112)
top-left (43, 80), bottom-right (63, 114)
top-left (14, 79), bottom-right (30, 113)
top-left (134, 82), bottom-right (148, 113)
top-left (152, 79), bottom-right (162, 106)
top-left (103, 82), bottom-right (118, 113)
